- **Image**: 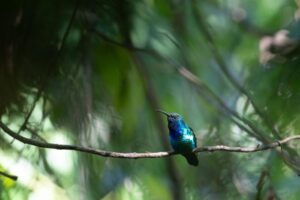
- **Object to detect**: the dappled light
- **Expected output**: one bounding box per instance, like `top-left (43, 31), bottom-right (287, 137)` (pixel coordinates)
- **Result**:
top-left (1, 0), bottom-right (300, 200)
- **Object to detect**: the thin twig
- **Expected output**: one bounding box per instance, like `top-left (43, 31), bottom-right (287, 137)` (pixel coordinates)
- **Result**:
top-left (90, 28), bottom-right (153, 53)
top-left (131, 52), bottom-right (183, 199)
top-left (17, 89), bottom-right (43, 134)
top-left (255, 170), bottom-right (268, 200)
top-left (1, 121), bottom-right (299, 159)
top-left (0, 171), bottom-right (18, 181)
top-left (178, 67), bottom-right (266, 141)
top-left (192, 3), bottom-right (279, 139)
top-left (85, 7), bottom-right (270, 142)
top-left (156, 30), bottom-right (263, 140)
top-left (15, 1), bottom-right (79, 137)
top-left (89, 29), bottom-right (263, 141)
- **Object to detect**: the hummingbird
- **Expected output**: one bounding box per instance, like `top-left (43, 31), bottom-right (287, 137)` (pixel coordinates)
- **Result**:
top-left (157, 110), bottom-right (199, 166)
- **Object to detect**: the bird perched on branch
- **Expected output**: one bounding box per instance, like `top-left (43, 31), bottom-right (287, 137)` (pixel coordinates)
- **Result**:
top-left (157, 110), bottom-right (199, 166)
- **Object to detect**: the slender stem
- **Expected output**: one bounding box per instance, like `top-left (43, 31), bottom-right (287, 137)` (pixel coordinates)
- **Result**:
top-left (90, 27), bottom-right (268, 141)
top-left (131, 53), bottom-right (184, 200)
top-left (178, 67), bottom-right (267, 141)
top-left (15, 1), bottom-right (79, 136)
top-left (192, 3), bottom-right (279, 139)
top-left (0, 171), bottom-right (18, 181)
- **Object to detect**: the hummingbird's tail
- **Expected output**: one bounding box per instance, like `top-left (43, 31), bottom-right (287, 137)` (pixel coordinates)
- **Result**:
top-left (183, 153), bottom-right (199, 166)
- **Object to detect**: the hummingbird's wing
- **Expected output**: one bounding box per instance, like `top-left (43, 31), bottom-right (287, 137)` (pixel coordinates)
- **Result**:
top-left (189, 127), bottom-right (197, 148)
top-left (185, 127), bottom-right (199, 166)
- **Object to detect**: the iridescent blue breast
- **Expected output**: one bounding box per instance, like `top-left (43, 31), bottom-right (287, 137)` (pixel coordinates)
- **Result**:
top-left (170, 127), bottom-right (197, 152)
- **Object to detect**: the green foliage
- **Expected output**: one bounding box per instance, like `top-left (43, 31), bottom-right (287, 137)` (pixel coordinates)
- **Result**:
top-left (1, 0), bottom-right (300, 199)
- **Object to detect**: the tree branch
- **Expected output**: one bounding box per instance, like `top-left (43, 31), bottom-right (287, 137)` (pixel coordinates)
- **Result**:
top-left (89, 24), bottom-right (268, 141)
top-left (131, 52), bottom-right (184, 200)
top-left (0, 170), bottom-right (18, 181)
top-left (192, 3), bottom-right (280, 139)
top-left (177, 67), bottom-right (264, 141)
top-left (1, 121), bottom-right (300, 159)
top-left (14, 1), bottom-right (79, 137)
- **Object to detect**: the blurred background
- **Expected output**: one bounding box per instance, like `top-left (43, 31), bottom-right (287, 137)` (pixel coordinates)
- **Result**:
top-left (1, 0), bottom-right (300, 199)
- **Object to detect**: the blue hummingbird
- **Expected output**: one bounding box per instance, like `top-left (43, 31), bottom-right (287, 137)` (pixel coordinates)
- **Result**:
top-left (157, 110), bottom-right (199, 166)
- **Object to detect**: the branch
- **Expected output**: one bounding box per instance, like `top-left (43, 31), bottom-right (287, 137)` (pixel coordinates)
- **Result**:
top-left (154, 30), bottom-right (263, 140)
top-left (1, 121), bottom-right (300, 159)
top-left (0, 171), bottom-right (18, 181)
top-left (15, 1), bottom-right (79, 137)
top-left (90, 25), bottom-right (264, 140)
top-left (17, 88), bottom-right (43, 134)
top-left (192, 3), bottom-right (280, 139)
top-left (177, 67), bottom-right (266, 141)
top-left (131, 52), bottom-right (184, 199)
top-left (90, 28), bottom-right (154, 54)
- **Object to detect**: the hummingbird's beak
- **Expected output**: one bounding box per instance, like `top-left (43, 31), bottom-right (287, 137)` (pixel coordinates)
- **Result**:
top-left (156, 110), bottom-right (170, 117)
